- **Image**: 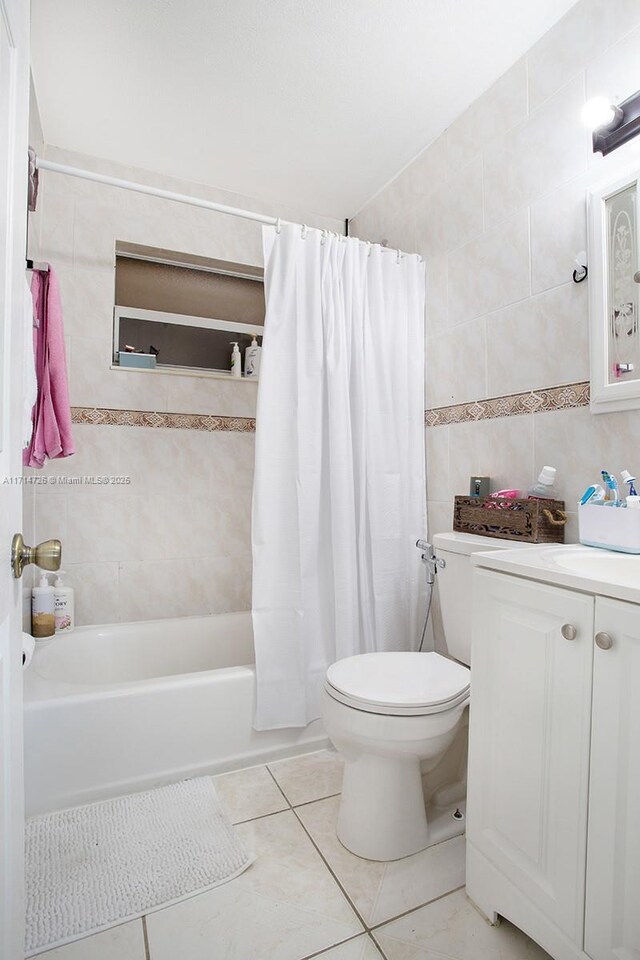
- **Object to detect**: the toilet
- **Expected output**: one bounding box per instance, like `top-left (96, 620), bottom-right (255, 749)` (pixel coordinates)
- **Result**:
top-left (322, 532), bottom-right (517, 861)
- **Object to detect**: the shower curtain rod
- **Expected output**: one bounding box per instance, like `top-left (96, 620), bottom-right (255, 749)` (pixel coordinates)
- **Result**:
top-left (34, 157), bottom-right (419, 259)
top-left (35, 157), bottom-right (286, 227)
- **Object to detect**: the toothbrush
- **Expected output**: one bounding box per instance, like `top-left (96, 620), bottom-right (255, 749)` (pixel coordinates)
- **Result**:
top-left (601, 470), bottom-right (620, 506)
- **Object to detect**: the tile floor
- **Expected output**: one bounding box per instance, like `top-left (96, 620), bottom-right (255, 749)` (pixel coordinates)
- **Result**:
top-left (35, 750), bottom-right (552, 960)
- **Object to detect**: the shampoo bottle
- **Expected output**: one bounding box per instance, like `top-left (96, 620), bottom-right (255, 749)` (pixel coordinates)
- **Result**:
top-left (230, 342), bottom-right (242, 378)
top-left (54, 571), bottom-right (74, 633)
top-left (244, 336), bottom-right (261, 378)
top-left (32, 572), bottom-right (55, 638)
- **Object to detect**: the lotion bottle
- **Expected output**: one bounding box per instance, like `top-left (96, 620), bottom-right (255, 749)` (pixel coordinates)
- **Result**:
top-left (244, 336), bottom-right (261, 378)
top-left (32, 572), bottom-right (55, 638)
top-left (230, 341), bottom-right (242, 378)
top-left (54, 570), bottom-right (74, 633)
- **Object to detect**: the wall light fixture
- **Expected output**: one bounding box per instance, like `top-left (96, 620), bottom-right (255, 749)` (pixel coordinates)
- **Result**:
top-left (583, 90), bottom-right (640, 156)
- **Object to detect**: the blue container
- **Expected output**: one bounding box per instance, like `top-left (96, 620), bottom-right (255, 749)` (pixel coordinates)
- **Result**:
top-left (119, 351), bottom-right (157, 370)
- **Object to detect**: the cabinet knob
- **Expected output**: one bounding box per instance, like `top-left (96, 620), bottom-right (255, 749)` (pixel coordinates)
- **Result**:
top-left (595, 631), bottom-right (613, 650)
top-left (561, 623), bottom-right (577, 640)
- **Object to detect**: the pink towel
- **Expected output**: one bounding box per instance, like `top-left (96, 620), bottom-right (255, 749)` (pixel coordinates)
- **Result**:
top-left (23, 266), bottom-right (75, 468)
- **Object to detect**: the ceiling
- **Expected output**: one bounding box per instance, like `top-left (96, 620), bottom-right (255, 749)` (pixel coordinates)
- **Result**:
top-left (31, 0), bottom-right (579, 219)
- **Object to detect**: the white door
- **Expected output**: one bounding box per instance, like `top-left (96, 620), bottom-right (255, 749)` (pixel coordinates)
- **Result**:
top-left (0, 0), bottom-right (30, 956)
top-left (585, 596), bottom-right (640, 960)
top-left (467, 569), bottom-right (594, 946)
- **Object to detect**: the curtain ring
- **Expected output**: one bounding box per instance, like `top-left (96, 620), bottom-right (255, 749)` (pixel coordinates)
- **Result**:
top-left (320, 229), bottom-right (327, 245)
top-left (396, 249), bottom-right (402, 264)
top-left (275, 217), bottom-right (281, 234)
top-left (301, 224), bottom-right (308, 239)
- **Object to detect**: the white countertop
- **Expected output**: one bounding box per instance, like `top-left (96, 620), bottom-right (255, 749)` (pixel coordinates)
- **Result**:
top-left (472, 543), bottom-right (640, 605)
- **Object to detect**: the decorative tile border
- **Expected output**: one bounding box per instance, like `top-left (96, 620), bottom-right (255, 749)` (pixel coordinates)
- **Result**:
top-left (71, 407), bottom-right (256, 433)
top-left (72, 381), bottom-right (590, 433)
top-left (425, 381), bottom-right (590, 427)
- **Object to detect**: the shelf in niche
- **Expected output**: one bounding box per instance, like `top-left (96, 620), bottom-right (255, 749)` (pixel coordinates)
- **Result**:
top-left (110, 362), bottom-right (259, 383)
top-left (113, 305), bottom-right (262, 381)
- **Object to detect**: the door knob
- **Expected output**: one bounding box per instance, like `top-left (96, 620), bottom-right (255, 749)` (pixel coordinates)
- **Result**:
top-left (561, 623), bottom-right (577, 640)
top-left (595, 631), bottom-right (613, 651)
top-left (11, 533), bottom-right (61, 579)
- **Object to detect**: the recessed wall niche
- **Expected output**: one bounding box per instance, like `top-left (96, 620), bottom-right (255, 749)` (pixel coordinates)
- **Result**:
top-left (113, 242), bottom-right (264, 377)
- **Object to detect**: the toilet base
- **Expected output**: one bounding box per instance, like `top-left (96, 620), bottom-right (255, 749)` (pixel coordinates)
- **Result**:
top-left (337, 752), bottom-right (428, 860)
top-left (336, 751), bottom-right (466, 861)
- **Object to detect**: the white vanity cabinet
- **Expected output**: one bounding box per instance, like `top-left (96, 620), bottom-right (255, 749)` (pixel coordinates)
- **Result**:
top-left (467, 566), bottom-right (640, 960)
top-left (585, 597), bottom-right (640, 960)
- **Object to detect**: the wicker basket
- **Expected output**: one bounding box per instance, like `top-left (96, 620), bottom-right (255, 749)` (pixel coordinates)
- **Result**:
top-left (453, 495), bottom-right (567, 544)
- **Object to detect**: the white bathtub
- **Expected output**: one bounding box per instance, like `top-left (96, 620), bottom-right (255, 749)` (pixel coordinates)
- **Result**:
top-left (24, 613), bottom-right (327, 816)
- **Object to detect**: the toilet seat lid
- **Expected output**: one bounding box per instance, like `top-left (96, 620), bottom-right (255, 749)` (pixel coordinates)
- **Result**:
top-left (325, 652), bottom-right (470, 715)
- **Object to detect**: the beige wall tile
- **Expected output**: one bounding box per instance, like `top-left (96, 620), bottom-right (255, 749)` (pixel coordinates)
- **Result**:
top-left (64, 561), bottom-right (120, 626)
top-left (416, 157), bottom-right (483, 258)
top-left (486, 282), bottom-right (589, 396)
top-left (530, 174), bottom-right (588, 295)
top-left (446, 60), bottom-right (528, 174)
top-left (427, 500), bottom-right (453, 537)
top-left (425, 426), bottom-right (449, 504)
top-left (408, 135), bottom-right (448, 200)
top-left (64, 491), bottom-right (167, 564)
top-left (69, 337), bottom-right (171, 410)
top-left (447, 210), bottom-right (530, 325)
top-left (527, 0), bottom-right (640, 110)
top-left (426, 318), bottom-right (487, 407)
top-left (527, 0), bottom-right (609, 110)
top-left (587, 22), bottom-right (640, 105)
top-left (165, 373), bottom-right (258, 418)
top-left (445, 415), bottom-right (535, 502)
top-left (483, 77), bottom-right (587, 230)
top-left (117, 557), bottom-right (212, 621)
top-left (35, 423), bottom-right (120, 489)
top-left (424, 252), bottom-right (448, 337)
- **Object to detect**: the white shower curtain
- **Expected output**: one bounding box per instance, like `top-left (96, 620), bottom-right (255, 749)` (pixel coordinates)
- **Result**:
top-left (252, 223), bottom-right (426, 730)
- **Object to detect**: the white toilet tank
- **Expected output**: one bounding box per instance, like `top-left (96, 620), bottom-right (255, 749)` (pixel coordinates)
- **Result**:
top-left (432, 532), bottom-right (525, 665)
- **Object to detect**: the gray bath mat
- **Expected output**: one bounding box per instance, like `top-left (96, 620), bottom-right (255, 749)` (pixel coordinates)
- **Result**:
top-left (25, 777), bottom-right (254, 956)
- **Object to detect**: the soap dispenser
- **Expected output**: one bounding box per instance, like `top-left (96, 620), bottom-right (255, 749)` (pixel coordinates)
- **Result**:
top-left (230, 341), bottom-right (242, 378)
top-left (32, 572), bottom-right (55, 638)
top-left (244, 336), bottom-right (261, 378)
top-left (53, 570), bottom-right (74, 633)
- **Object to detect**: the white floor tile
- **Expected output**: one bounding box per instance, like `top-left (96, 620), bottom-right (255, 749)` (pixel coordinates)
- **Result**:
top-left (296, 796), bottom-right (465, 926)
top-left (373, 889), bottom-right (553, 960)
top-left (214, 764), bottom-right (288, 823)
top-left (145, 810), bottom-right (363, 960)
top-left (269, 750), bottom-right (344, 806)
top-left (311, 934), bottom-right (386, 959)
top-left (33, 920), bottom-right (145, 960)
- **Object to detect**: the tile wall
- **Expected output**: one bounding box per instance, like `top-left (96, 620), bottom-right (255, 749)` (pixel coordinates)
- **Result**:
top-left (27, 146), bottom-right (343, 625)
top-left (349, 0), bottom-right (640, 550)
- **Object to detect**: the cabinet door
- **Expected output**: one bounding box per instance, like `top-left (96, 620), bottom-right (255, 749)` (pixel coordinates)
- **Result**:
top-left (585, 597), bottom-right (640, 960)
top-left (467, 570), bottom-right (594, 944)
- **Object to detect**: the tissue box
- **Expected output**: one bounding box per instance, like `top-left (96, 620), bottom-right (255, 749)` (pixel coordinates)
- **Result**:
top-left (579, 503), bottom-right (640, 553)
top-left (118, 351), bottom-right (157, 369)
